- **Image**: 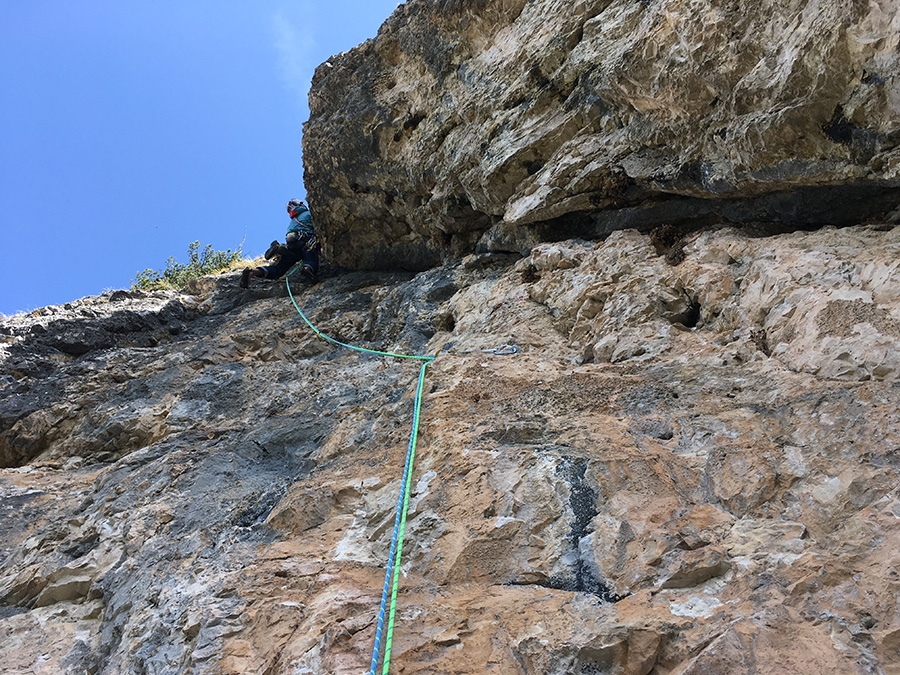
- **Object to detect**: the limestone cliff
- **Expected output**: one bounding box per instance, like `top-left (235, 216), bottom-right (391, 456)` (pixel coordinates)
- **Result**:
top-left (303, 0), bottom-right (900, 270)
top-left (3, 220), bottom-right (900, 673)
top-left (5, 0), bottom-right (900, 672)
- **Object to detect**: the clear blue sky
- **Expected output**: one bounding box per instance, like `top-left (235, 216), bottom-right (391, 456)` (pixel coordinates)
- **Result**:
top-left (1, 1), bottom-right (403, 315)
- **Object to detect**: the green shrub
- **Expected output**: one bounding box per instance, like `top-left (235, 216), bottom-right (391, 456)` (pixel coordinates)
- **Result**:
top-left (132, 240), bottom-right (244, 291)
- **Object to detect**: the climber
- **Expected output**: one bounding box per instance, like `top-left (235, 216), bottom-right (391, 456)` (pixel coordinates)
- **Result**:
top-left (240, 199), bottom-right (320, 288)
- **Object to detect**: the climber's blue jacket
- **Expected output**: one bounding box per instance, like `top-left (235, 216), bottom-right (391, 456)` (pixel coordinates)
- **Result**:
top-left (283, 204), bottom-right (319, 275)
top-left (288, 204), bottom-right (315, 238)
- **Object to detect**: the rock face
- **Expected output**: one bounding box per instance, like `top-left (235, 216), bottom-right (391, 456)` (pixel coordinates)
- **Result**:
top-left (4, 2), bottom-right (900, 671)
top-left (3, 221), bottom-right (900, 673)
top-left (303, 0), bottom-right (900, 270)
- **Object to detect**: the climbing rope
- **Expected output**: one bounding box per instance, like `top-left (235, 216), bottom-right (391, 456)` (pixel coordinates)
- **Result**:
top-left (286, 283), bottom-right (434, 363)
top-left (284, 271), bottom-right (433, 675)
top-left (376, 359), bottom-right (430, 675)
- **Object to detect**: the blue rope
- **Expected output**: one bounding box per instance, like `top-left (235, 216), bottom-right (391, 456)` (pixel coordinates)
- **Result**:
top-left (380, 359), bottom-right (429, 673)
top-left (284, 272), bottom-right (434, 674)
top-left (371, 359), bottom-right (430, 674)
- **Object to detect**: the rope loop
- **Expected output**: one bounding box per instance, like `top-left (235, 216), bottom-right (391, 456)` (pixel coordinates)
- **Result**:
top-left (284, 271), bottom-right (433, 675)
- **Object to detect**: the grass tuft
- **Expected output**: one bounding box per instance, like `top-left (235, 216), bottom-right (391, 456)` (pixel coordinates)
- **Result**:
top-left (131, 240), bottom-right (252, 291)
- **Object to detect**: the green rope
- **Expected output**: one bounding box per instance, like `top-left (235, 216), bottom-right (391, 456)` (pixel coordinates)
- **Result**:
top-left (285, 271), bottom-right (432, 362)
top-left (284, 272), bottom-right (434, 675)
top-left (381, 359), bottom-right (429, 673)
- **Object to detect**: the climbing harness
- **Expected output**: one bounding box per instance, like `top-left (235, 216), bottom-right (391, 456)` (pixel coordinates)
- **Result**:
top-left (285, 270), bottom-right (433, 675)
